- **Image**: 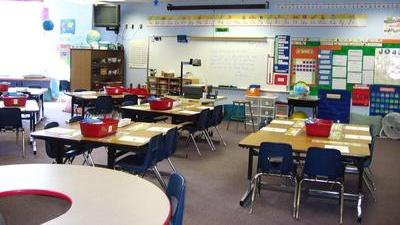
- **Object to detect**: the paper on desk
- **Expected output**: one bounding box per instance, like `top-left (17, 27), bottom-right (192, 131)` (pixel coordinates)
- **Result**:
top-left (285, 128), bottom-right (301, 136)
top-left (325, 145), bottom-right (349, 153)
top-left (344, 126), bottom-right (370, 131)
top-left (179, 110), bottom-right (198, 115)
top-left (47, 128), bottom-right (76, 135)
top-left (126, 123), bottom-right (149, 131)
top-left (118, 136), bottom-right (150, 144)
top-left (197, 106), bottom-right (211, 110)
top-left (147, 127), bottom-right (171, 133)
top-left (271, 120), bottom-right (295, 125)
top-left (345, 134), bottom-right (371, 141)
top-left (260, 127), bottom-right (287, 133)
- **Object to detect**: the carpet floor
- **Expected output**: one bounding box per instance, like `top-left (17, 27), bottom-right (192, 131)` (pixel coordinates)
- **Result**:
top-left (0, 102), bottom-right (399, 225)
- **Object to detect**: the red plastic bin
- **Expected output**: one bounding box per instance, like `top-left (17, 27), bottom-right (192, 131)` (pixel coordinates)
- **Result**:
top-left (126, 88), bottom-right (149, 97)
top-left (3, 95), bottom-right (28, 107)
top-left (0, 82), bottom-right (9, 92)
top-left (149, 98), bottom-right (173, 110)
top-left (79, 118), bottom-right (119, 138)
top-left (305, 119), bottom-right (333, 137)
top-left (104, 86), bottom-right (125, 95)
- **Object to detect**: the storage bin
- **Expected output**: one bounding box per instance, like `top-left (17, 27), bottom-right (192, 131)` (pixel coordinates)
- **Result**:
top-left (149, 98), bottom-right (173, 110)
top-left (3, 94), bottom-right (28, 107)
top-left (104, 86), bottom-right (125, 95)
top-left (0, 82), bottom-right (9, 92)
top-left (305, 119), bottom-right (333, 137)
top-left (126, 88), bottom-right (149, 97)
top-left (80, 118), bottom-right (119, 138)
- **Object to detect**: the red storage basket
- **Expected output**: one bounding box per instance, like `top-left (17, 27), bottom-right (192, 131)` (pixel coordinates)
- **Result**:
top-left (126, 88), bottom-right (149, 97)
top-left (149, 98), bottom-right (173, 110)
top-left (0, 82), bottom-right (9, 92)
top-left (3, 95), bottom-right (28, 107)
top-left (104, 86), bottom-right (125, 95)
top-left (79, 118), bottom-right (119, 138)
top-left (305, 119), bottom-right (333, 137)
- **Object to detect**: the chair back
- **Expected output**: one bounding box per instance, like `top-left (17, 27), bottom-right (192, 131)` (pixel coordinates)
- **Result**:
top-left (157, 128), bottom-right (178, 162)
top-left (121, 100), bottom-right (136, 107)
top-left (28, 86), bottom-right (41, 89)
top-left (59, 80), bottom-right (70, 92)
top-left (215, 105), bottom-right (224, 125)
top-left (142, 134), bottom-right (163, 170)
top-left (44, 122), bottom-right (60, 159)
top-left (167, 173), bottom-right (185, 225)
top-left (257, 142), bottom-right (294, 175)
top-left (123, 94), bottom-right (138, 104)
top-left (196, 109), bottom-right (210, 130)
top-left (304, 147), bottom-right (344, 180)
top-left (95, 95), bottom-right (113, 114)
top-left (69, 116), bottom-right (83, 123)
top-left (0, 108), bottom-right (23, 130)
top-left (208, 105), bottom-right (223, 127)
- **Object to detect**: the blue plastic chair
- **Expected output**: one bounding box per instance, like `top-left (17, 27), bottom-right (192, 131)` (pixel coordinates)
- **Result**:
top-left (156, 127), bottom-right (178, 173)
top-left (181, 108), bottom-right (213, 157)
top-left (114, 134), bottom-right (167, 189)
top-left (87, 95), bottom-right (114, 117)
top-left (0, 108), bottom-right (25, 157)
top-left (167, 173), bottom-right (185, 225)
top-left (249, 142), bottom-right (297, 216)
top-left (296, 147), bottom-right (345, 224)
top-left (208, 105), bottom-right (226, 146)
top-left (123, 94), bottom-right (138, 104)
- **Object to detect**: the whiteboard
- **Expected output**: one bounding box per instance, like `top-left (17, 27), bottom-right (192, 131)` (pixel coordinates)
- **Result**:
top-left (147, 37), bottom-right (275, 88)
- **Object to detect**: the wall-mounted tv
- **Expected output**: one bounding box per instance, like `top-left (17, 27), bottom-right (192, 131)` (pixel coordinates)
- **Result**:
top-left (93, 4), bottom-right (120, 28)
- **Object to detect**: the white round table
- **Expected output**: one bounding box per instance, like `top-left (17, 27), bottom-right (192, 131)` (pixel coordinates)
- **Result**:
top-left (0, 164), bottom-right (171, 225)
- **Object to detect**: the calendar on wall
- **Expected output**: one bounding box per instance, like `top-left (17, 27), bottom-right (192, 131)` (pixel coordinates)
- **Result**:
top-left (290, 46), bottom-right (319, 85)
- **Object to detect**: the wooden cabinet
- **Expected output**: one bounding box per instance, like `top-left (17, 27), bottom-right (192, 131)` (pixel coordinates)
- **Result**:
top-left (147, 76), bottom-right (199, 96)
top-left (70, 49), bottom-right (124, 91)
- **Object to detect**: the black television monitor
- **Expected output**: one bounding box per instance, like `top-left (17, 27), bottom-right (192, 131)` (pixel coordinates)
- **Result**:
top-left (93, 4), bottom-right (120, 28)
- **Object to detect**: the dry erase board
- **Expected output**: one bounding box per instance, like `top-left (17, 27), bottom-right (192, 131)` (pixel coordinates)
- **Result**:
top-left (147, 36), bottom-right (275, 88)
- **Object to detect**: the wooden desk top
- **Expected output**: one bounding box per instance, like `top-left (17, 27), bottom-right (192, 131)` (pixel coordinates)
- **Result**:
top-left (288, 95), bottom-right (319, 101)
top-left (31, 122), bottom-right (177, 147)
top-left (0, 164), bottom-right (171, 225)
top-left (239, 119), bottom-right (371, 158)
top-left (0, 100), bottom-right (40, 112)
top-left (122, 102), bottom-right (213, 117)
top-left (8, 87), bottom-right (48, 96)
top-left (65, 91), bottom-right (147, 100)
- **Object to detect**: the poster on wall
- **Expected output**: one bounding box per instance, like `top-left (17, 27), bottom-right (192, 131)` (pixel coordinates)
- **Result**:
top-left (60, 19), bottom-right (76, 34)
top-left (290, 46), bottom-right (318, 85)
top-left (374, 48), bottom-right (400, 85)
top-left (318, 50), bottom-right (332, 85)
top-left (384, 17), bottom-right (400, 38)
top-left (274, 35), bottom-right (290, 74)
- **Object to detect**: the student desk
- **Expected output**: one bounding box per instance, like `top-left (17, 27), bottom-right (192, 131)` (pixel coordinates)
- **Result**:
top-left (31, 122), bottom-right (177, 168)
top-left (287, 96), bottom-right (319, 118)
top-left (8, 87), bottom-right (48, 122)
top-left (121, 102), bottom-right (213, 123)
top-left (239, 119), bottom-right (371, 222)
top-left (0, 164), bottom-right (171, 225)
top-left (0, 100), bottom-right (40, 132)
top-left (65, 91), bottom-right (147, 118)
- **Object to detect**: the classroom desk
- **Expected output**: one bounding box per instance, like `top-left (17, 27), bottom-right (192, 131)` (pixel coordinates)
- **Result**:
top-left (238, 119), bottom-right (371, 222)
top-left (8, 87), bottom-right (47, 122)
top-left (121, 102), bottom-right (213, 123)
top-left (65, 91), bottom-right (147, 118)
top-left (166, 95), bottom-right (227, 105)
top-left (0, 100), bottom-right (39, 132)
top-left (287, 96), bottom-right (319, 118)
top-left (31, 122), bottom-right (177, 168)
top-left (0, 164), bottom-right (171, 225)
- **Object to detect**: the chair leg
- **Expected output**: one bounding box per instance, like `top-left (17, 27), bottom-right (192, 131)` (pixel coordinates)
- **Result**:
top-left (167, 158), bottom-right (177, 173)
top-left (205, 129), bottom-right (216, 150)
top-left (16, 131), bottom-right (19, 144)
top-left (203, 130), bottom-right (216, 151)
top-left (363, 175), bottom-right (376, 202)
top-left (249, 174), bottom-right (261, 214)
top-left (364, 169), bottom-right (376, 190)
top-left (87, 151), bottom-right (95, 167)
top-left (295, 180), bottom-right (304, 219)
top-left (293, 178), bottom-right (298, 218)
top-left (153, 165), bottom-right (167, 190)
top-left (189, 134), bottom-right (202, 157)
top-left (339, 184), bottom-right (344, 224)
top-left (21, 131), bottom-right (25, 158)
top-left (214, 126), bottom-right (226, 146)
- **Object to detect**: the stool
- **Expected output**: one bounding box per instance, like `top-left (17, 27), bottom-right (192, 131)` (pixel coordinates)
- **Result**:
top-left (226, 100), bottom-right (255, 132)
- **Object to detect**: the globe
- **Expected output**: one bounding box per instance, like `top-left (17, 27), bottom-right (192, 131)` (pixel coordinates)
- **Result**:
top-left (42, 20), bottom-right (54, 31)
top-left (293, 81), bottom-right (310, 97)
top-left (86, 30), bottom-right (101, 45)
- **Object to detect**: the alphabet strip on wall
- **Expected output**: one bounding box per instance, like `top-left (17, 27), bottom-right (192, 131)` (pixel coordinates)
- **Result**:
top-left (147, 14), bottom-right (368, 27)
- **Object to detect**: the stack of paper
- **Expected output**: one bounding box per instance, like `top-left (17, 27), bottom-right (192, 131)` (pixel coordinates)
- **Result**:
top-left (344, 134), bottom-right (372, 141)
top-left (179, 110), bottom-right (198, 115)
top-left (260, 127), bottom-right (287, 133)
top-left (325, 144), bottom-right (349, 153)
top-left (271, 120), bottom-right (295, 125)
top-left (344, 126), bottom-right (370, 131)
top-left (118, 136), bottom-right (150, 144)
top-left (147, 127), bottom-right (171, 134)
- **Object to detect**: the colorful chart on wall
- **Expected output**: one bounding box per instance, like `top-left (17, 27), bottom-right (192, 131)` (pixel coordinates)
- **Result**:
top-left (290, 46), bottom-right (318, 85)
top-left (374, 48), bottom-right (400, 85)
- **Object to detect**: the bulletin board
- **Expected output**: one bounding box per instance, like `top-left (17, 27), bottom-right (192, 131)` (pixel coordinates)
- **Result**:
top-left (290, 46), bottom-right (319, 85)
top-left (374, 48), bottom-right (400, 85)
